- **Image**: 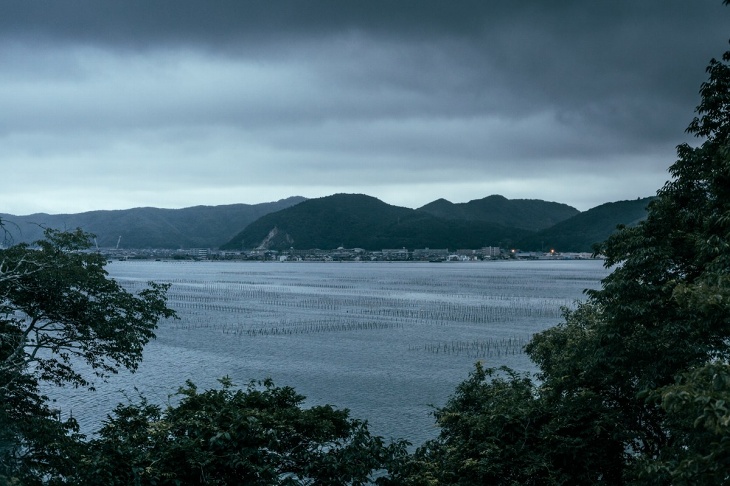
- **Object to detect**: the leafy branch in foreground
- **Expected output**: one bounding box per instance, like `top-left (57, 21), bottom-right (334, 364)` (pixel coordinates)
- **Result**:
top-left (0, 228), bottom-right (176, 389)
top-left (0, 228), bottom-right (176, 482)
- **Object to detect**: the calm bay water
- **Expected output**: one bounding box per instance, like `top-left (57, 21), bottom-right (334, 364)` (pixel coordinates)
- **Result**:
top-left (52, 259), bottom-right (609, 447)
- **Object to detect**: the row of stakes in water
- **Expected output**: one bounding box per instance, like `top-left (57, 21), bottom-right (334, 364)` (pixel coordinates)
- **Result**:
top-left (173, 316), bottom-right (405, 336)
top-left (169, 296), bottom-right (566, 324)
top-left (172, 311), bottom-right (529, 358)
top-left (413, 336), bottom-right (530, 358)
top-left (121, 279), bottom-right (574, 323)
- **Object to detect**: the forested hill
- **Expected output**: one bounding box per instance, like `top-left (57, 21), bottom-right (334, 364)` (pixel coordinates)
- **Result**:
top-left (515, 197), bottom-right (656, 252)
top-left (0, 197), bottom-right (306, 249)
top-left (221, 193), bottom-right (540, 251)
top-left (418, 195), bottom-right (579, 231)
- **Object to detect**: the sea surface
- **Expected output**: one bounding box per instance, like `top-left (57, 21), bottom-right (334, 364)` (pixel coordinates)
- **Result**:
top-left (50, 259), bottom-right (610, 448)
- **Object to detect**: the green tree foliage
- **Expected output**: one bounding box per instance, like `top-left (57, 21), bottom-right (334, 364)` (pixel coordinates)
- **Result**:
top-left (0, 228), bottom-right (176, 481)
top-left (0, 368), bottom-right (84, 485)
top-left (641, 362), bottom-right (730, 484)
top-left (385, 365), bottom-right (553, 485)
top-left (394, 25), bottom-right (730, 486)
top-left (71, 377), bottom-right (408, 486)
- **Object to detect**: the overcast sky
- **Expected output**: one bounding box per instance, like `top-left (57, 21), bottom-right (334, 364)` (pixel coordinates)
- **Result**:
top-left (2, 1), bottom-right (729, 215)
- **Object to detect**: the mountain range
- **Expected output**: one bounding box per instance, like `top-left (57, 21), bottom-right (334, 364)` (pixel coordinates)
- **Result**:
top-left (0, 197), bottom-right (306, 249)
top-left (1, 194), bottom-right (655, 253)
top-left (222, 194), bottom-right (568, 251)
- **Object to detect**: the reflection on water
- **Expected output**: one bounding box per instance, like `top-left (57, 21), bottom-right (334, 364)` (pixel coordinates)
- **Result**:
top-left (50, 260), bottom-right (608, 447)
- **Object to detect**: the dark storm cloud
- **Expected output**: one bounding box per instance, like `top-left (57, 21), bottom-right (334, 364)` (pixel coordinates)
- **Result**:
top-left (7, 1), bottom-right (723, 138)
top-left (1, 1), bottom-right (729, 214)
top-left (2, 1), bottom-right (494, 46)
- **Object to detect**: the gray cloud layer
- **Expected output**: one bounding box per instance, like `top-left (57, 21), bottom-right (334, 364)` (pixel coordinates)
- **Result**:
top-left (2, 1), bottom-right (728, 214)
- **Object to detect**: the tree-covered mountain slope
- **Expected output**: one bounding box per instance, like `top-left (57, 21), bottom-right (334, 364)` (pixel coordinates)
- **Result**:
top-left (514, 197), bottom-right (655, 252)
top-left (220, 194), bottom-right (531, 251)
top-left (0, 197), bottom-right (306, 249)
top-left (418, 194), bottom-right (579, 231)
